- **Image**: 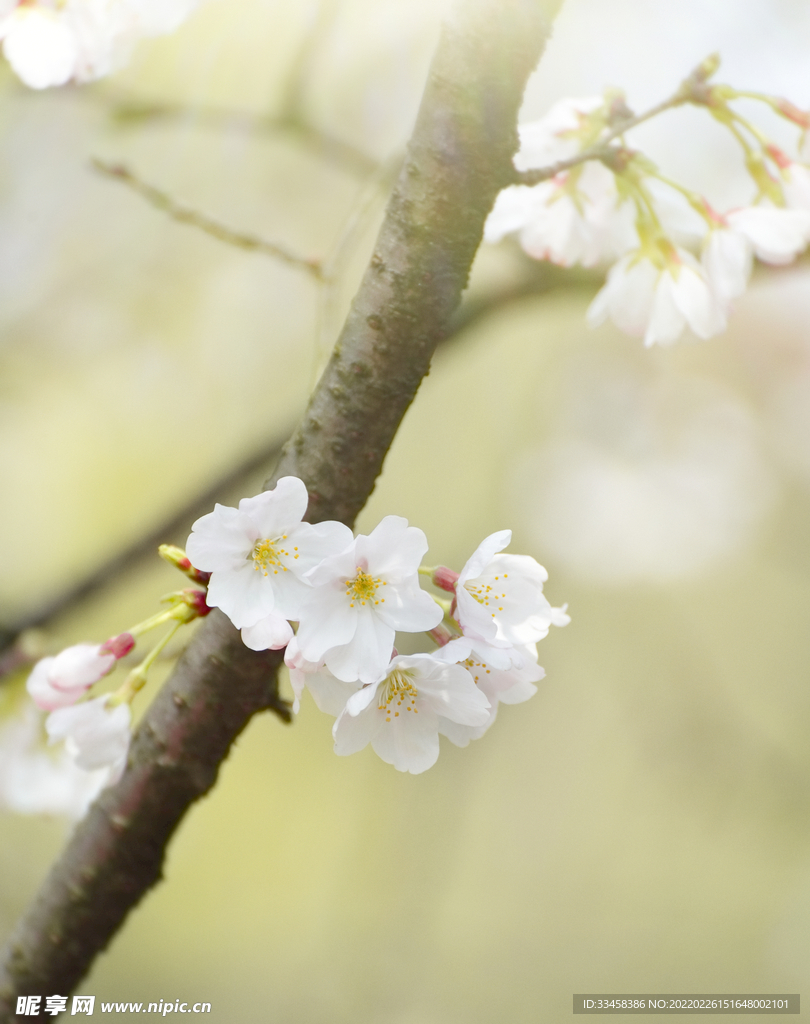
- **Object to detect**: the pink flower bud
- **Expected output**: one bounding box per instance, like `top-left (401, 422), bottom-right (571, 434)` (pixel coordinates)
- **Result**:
top-left (431, 566), bottom-right (459, 593)
top-left (27, 644), bottom-right (116, 711)
top-left (100, 632), bottom-right (135, 660)
top-left (159, 544), bottom-right (212, 585)
top-left (776, 99), bottom-right (810, 130)
top-left (182, 589), bottom-right (211, 617)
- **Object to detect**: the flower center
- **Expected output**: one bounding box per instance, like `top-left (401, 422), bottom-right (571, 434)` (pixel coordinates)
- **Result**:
top-left (465, 573), bottom-right (508, 616)
top-left (251, 536), bottom-right (293, 576)
top-left (344, 568), bottom-right (386, 607)
top-left (377, 668), bottom-right (418, 722)
top-left (462, 656), bottom-right (492, 685)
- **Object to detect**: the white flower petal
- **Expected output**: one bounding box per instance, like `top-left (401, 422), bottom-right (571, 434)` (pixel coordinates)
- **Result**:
top-left (373, 576), bottom-right (443, 633)
top-left (484, 185), bottom-right (540, 242)
top-left (238, 476), bottom-right (308, 539)
top-left (205, 563), bottom-right (278, 629)
top-left (356, 516), bottom-right (428, 580)
top-left (47, 697), bottom-right (131, 774)
top-left (295, 583), bottom-right (358, 662)
top-left (186, 504), bottom-right (253, 572)
top-left (3, 8), bottom-right (78, 89)
top-left (702, 228), bottom-right (751, 302)
top-left (671, 263), bottom-right (726, 340)
top-left (368, 706), bottom-right (440, 774)
top-left (457, 530), bottom-right (511, 587)
top-left (240, 613), bottom-right (293, 652)
top-left (324, 607), bottom-right (394, 684)
top-left (727, 206), bottom-right (810, 264)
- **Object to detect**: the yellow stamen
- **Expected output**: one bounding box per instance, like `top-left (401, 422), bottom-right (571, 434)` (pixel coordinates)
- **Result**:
top-left (251, 537), bottom-right (290, 576)
top-left (345, 567), bottom-right (384, 607)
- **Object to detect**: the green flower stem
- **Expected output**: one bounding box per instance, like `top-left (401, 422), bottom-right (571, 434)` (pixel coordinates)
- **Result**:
top-left (648, 171), bottom-right (716, 225)
top-left (110, 620), bottom-right (184, 707)
top-left (127, 607), bottom-right (180, 639)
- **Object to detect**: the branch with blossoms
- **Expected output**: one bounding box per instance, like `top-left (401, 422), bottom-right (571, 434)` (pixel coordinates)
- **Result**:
top-left (0, 0), bottom-right (566, 1012)
top-left (487, 53), bottom-right (810, 346)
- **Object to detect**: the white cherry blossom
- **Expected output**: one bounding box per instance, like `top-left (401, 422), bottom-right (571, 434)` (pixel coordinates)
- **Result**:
top-left (703, 206), bottom-right (810, 302)
top-left (434, 638), bottom-right (545, 747)
top-left (1, 5), bottom-right (77, 88)
top-left (296, 516), bottom-right (443, 684)
top-left (283, 636), bottom-right (357, 716)
top-left (27, 643), bottom-right (116, 711)
top-left (332, 654), bottom-right (490, 774)
top-left (454, 530), bottom-right (552, 647)
top-left (0, 701), bottom-right (109, 819)
top-left (186, 477), bottom-right (353, 646)
top-left (46, 695), bottom-right (131, 784)
top-left (0, 0), bottom-right (200, 90)
top-left (778, 158), bottom-right (810, 211)
top-left (485, 163), bottom-right (636, 268)
top-left (587, 247), bottom-right (727, 347)
top-left (513, 96), bottom-right (605, 169)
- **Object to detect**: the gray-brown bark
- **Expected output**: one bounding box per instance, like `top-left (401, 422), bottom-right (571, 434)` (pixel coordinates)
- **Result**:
top-left (0, 0), bottom-right (563, 1016)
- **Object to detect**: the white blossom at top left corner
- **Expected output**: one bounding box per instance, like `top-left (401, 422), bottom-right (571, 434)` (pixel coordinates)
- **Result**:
top-left (0, 0), bottom-right (201, 90)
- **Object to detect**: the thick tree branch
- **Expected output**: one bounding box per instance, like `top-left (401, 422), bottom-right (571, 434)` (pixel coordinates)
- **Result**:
top-left (0, 0), bottom-right (563, 1013)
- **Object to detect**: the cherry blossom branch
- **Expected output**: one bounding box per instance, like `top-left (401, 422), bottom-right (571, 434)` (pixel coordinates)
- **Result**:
top-left (0, 0), bottom-right (564, 1011)
top-left (91, 158), bottom-right (326, 279)
top-left (516, 54), bottom-right (719, 186)
top-left (0, 249), bottom-right (589, 677)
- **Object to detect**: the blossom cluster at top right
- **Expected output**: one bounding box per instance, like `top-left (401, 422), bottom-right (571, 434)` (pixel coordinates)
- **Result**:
top-left (485, 58), bottom-right (810, 347)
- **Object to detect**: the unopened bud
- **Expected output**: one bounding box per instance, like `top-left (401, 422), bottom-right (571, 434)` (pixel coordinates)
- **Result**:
top-left (694, 52), bottom-right (721, 82)
top-left (100, 632), bottom-right (136, 660)
top-left (681, 54), bottom-right (722, 105)
top-left (431, 566), bottom-right (459, 593)
top-left (604, 89), bottom-right (634, 127)
top-left (159, 544), bottom-right (211, 585)
top-left (776, 98), bottom-right (810, 129)
top-left (765, 143), bottom-right (791, 170)
top-left (180, 589), bottom-right (211, 618)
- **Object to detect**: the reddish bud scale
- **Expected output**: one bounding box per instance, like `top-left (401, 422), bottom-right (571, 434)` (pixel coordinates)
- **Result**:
top-left (159, 544), bottom-right (211, 585)
top-left (766, 144), bottom-right (791, 171)
top-left (100, 633), bottom-right (135, 659)
top-left (432, 566), bottom-right (459, 593)
top-left (777, 99), bottom-right (810, 130)
top-left (183, 589), bottom-right (211, 617)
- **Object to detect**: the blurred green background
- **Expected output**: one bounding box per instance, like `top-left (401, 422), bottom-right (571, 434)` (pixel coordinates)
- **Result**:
top-left (2, 0), bottom-right (810, 1020)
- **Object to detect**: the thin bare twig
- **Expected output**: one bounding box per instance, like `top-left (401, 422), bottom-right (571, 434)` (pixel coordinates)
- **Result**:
top-left (91, 158), bottom-right (325, 279)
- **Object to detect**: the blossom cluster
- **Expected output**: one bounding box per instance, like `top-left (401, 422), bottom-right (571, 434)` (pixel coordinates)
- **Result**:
top-left (2, 583), bottom-right (209, 819)
top-left (4, 476), bottom-right (565, 819)
top-left (0, 0), bottom-right (199, 89)
top-left (486, 64), bottom-right (810, 347)
top-left (186, 477), bottom-right (568, 774)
